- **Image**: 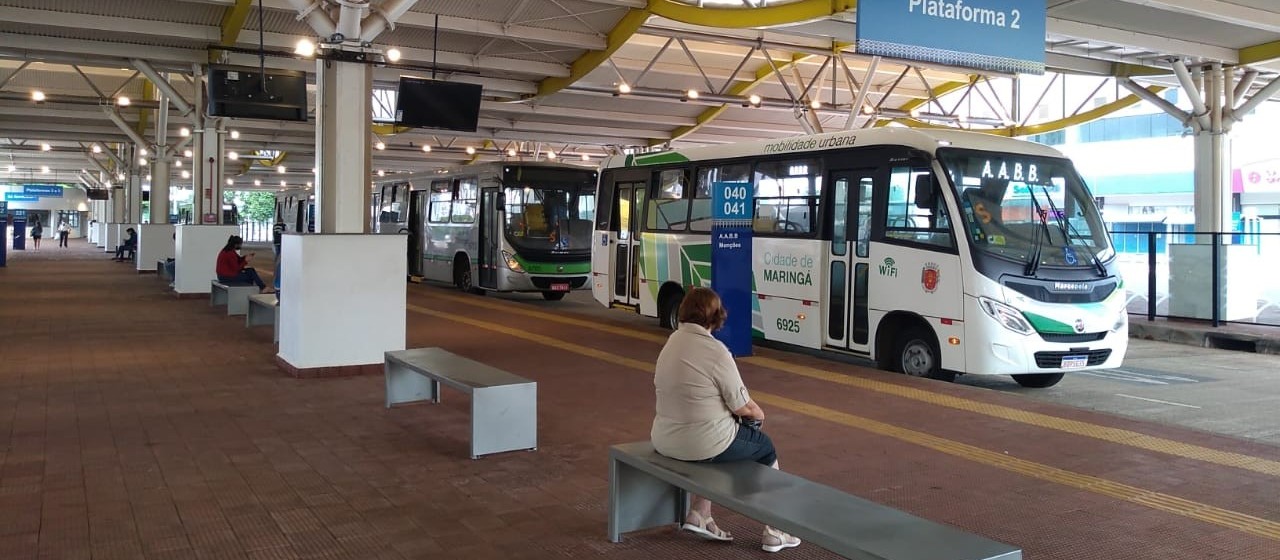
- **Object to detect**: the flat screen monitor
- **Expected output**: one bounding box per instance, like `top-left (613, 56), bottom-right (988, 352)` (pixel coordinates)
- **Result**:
top-left (207, 65), bottom-right (309, 122)
top-left (395, 78), bottom-right (482, 132)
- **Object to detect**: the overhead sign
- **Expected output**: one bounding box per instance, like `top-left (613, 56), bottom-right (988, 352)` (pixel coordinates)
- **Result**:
top-left (711, 181), bottom-right (753, 357)
top-left (856, 0), bottom-right (1046, 75)
top-left (4, 193), bottom-right (39, 202)
top-left (1235, 159), bottom-right (1280, 194)
top-left (23, 184), bottom-right (63, 197)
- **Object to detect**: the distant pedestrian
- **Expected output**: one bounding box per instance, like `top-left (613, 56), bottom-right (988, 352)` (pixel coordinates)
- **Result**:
top-left (57, 220), bottom-right (70, 248)
top-left (29, 217), bottom-right (42, 250)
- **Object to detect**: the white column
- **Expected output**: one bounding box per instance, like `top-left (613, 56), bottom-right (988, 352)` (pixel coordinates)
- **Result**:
top-left (1192, 133), bottom-right (1232, 233)
top-left (152, 91), bottom-right (171, 225)
top-left (195, 126), bottom-right (224, 224)
top-left (315, 60), bottom-right (372, 234)
top-left (128, 162), bottom-right (143, 224)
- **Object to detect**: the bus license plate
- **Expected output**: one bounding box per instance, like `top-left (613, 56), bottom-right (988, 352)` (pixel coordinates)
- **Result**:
top-left (1060, 355), bottom-right (1089, 369)
top-left (551, 283), bottom-right (570, 292)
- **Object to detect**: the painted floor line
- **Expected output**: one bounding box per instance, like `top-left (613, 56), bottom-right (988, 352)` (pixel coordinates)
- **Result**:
top-left (406, 302), bottom-right (1280, 542)
top-left (1115, 394), bottom-right (1203, 409)
top-left (416, 289), bottom-right (1280, 479)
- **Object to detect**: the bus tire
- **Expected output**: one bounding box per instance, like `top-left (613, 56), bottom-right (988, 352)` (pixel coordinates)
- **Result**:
top-left (895, 327), bottom-right (954, 382)
top-left (453, 256), bottom-right (482, 295)
top-left (1012, 372), bottom-right (1065, 388)
top-left (541, 291), bottom-right (566, 301)
top-left (658, 287), bottom-right (684, 330)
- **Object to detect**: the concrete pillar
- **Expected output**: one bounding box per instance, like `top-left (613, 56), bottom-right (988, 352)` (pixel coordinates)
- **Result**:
top-left (195, 126), bottom-right (224, 224)
top-left (1192, 133), bottom-right (1232, 233)
top-left (128, 163), bottom-right (143, 224)
top-left (315, 60), bottom-right (372, 234)
top-left (152, 92), bottom-right (171, 225)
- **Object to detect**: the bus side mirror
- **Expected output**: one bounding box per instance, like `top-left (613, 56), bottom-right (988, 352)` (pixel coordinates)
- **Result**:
top-left (913, 174), bottom-right (936, 209)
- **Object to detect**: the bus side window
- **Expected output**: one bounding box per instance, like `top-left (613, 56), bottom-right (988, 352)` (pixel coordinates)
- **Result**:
top-left (753, 159), bottom-right (821, 236)
top-left (692, 164), bottom-right (750, 232)
top-left (884, 166), bottom-right (953, 249)
top-left (452, 177), bottom-right (478, 223)
top-left (646, 168), bottom-right (690, 231)
top-left (428, 180), bottom-right (453, 223)
top-left (596, 180), bottom-right (615, 232)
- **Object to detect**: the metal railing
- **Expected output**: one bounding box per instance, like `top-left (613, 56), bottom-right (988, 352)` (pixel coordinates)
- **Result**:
top-left (1109, 228), bottom-right (1280, 327)
top-left (239, 220), bottom-right (273, 243)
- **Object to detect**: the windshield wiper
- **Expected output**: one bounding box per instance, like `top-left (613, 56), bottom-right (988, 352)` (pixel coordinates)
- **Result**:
top-left (1024, 188), bottom-right (1050, 277)
top-left (1039, 185), bottom-right (1107, 277)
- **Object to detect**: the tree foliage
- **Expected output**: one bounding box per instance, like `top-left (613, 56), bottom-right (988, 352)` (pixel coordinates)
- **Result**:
top-left (224, 190), bottom-right (277, 222)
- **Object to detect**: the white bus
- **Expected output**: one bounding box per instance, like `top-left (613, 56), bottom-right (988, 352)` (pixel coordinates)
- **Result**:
top-left (373, 162), bottom-right (598, 299)
top-left (592, 128), bottom-right (1127, 387)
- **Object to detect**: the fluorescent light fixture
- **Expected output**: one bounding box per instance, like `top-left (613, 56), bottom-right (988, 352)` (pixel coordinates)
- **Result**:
top-left (254, 179), bottom-right (261, 186)
top-left (41, 165), bottom-right (50, 173)
top-left (377, 169), bottom-right (386, 177)
top-left (810, 99), bottom-right (821, 109)
top-left (386, 48), bottom-right (402, 63)
top-left (181, 170), bottom-right (190, 179)
top-left (6, 164), bottom-right (14, 172)
top-left (748, 94), bottom-right (762, 106)
top-left (546, 151), bottom-right (556, 159)
top-left (117, 173), bottom-right (125, 181)
top-left (183, 149), bottom-right (193, 158)
top-left (227, 151), bottom-right (239, 160)
top-left (32, 90), bottom-right (45, 102)
top-left (41, 143), bottom-right (51, 151)
top-left (375, 141), bottom-right (386, 150)
top-left (686, 89), bottom-right (699, 100)
top-left (581, 153), bottom-right (590, 161)
top-left (617, 83), bottom-right (631, 94)
top-left (91, 144), bottom-right (101, 153)
top-left (422, 145), bottom-right (431, 153)
top-left (277, 165), bottom-right (286, 174)
top-left (138, 158), bottom-right (147, 165)
top-left (139, 148), bottom-right (148, 156)
top-left (226, 178), bottom-right (233, 186)
top-left (179, 127), bottom-right (190, 137)
top-left (295, 38), bottom-right (316, 57)
top-left (116, 96), bottom-right (130, 107)
top-left (174, 160), bottom-right (182, 168)
top-left (230, 130), bottom-right (240, 139)
top-left (465, 146), bottom-right (476, 155)
top-left (280, 180), bottom-right (286, 187)
top-left (306, 181), bottom-right (312, 187)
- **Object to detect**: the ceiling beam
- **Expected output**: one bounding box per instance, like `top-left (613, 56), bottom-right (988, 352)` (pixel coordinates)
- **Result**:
top-left (219, 0), bottom-right (256, 45)
top-left (1240, 40), bottom-right (1280, 67)
top-left (1048, 17), bottom-right (1239, 63)
top-left (1110, 0), bottom-right (1280, 34)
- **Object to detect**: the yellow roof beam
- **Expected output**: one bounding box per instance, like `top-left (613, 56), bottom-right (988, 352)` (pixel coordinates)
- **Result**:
top-left (1240, 40), bottom-right (1280, 66)
top-left (649, 0), bottom-right (856, 28)
top-left (219, 0), bottom-right (256, 46)
top-left (533, 8), bottom-right (650, 99)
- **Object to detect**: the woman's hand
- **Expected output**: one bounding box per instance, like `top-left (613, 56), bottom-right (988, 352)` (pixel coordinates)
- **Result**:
top-left (732, 400), bottom-right (765, 422)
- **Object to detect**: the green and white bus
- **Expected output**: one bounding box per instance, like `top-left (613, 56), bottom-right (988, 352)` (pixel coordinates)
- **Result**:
top-left (592, 128), bottom-right (1127, 387)
top-left (374, 162), bottom-right (597, 299)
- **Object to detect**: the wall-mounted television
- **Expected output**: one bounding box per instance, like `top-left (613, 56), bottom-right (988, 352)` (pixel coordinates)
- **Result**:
top-left (207, 65), bottom-right (309, 122)
top-left (395, 77), bottom-right (482, 132)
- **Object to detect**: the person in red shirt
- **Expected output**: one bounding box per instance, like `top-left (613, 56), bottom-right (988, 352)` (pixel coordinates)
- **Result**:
top-left (216, 235), bottom-right (274, 293)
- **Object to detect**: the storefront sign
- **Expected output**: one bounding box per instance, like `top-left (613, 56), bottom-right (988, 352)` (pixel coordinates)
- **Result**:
top-left (711, 181), bottom-right (753, 357)
top-left (23, 184), bottom-right (63, 197)
top-left (1236, 159), bottom-right (1280, 194)
top-left (856, 0), bottom-right (1045, 75)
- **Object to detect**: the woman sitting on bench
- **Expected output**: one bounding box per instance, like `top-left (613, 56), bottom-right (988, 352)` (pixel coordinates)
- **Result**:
top-left (112, 228), bottom-right (137, 261)
top-left (215, 235), bottom-right (274, 294)
top-left (650, 287), bottom-right (801, 553)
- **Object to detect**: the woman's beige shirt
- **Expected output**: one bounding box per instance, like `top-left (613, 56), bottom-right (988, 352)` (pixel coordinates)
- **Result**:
top-left (650, 323), bottom-right (750, 461)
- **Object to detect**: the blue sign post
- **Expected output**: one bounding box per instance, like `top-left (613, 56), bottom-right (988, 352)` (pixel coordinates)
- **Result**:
top-left (711, 181), bottom-right (753, 357)
top-left (856, 0), bottom-right (1045, 75)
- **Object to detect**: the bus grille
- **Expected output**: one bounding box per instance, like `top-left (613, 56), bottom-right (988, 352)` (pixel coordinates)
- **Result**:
top-left (1040, 332), bottom-right (1106, 343)
top-left (1033, 349), bottom-right (1112, 368)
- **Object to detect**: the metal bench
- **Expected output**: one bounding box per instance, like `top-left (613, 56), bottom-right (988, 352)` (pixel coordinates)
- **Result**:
top-left (246, 293), bottom-right (279, 342)
top-left (608, 442), bottom-right (1021, 560)
top-left (210, 281), bottom-right (257, 316)
top-left (384, 348), bottom-right (537, 459)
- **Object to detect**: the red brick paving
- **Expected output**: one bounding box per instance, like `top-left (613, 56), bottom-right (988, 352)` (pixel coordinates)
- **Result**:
top-left (1, 240), bottom-right (1278, 559)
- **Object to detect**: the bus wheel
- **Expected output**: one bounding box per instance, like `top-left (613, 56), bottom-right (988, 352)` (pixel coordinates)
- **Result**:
top-left (453, 257), bottom-right (481, 294)
top-left (1012, 372), bottom-right (1065, 388)
top-left (896, 327), bottom-right (954, 382)
top-left (659, 289), bottom-right (684, 330)
top-left (541, 291), bottom-right (566, 301)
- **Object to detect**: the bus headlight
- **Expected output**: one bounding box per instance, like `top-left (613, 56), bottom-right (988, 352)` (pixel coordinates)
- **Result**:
top-left (1112, 310), bottom-right (1128, 333)
top-left (978, 297), bottom-right (1034, 336)
top-left (501, 250), bottom-right (524, 273)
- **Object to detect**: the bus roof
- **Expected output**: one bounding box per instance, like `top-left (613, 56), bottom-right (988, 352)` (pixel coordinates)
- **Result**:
top-left (372, 161), bottom-right (595, 187)
top-left (601, 128), bottom-right (1066, 169)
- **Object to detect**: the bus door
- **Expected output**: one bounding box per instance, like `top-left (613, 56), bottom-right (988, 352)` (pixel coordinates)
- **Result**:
top-left (596, 171), bottom-right (647, 308)
top-left (824, 168), bottom-right (877, 352)
top-left (477, 188), bottom-right (502, 289)
top-left (407, 189), bottom-right (428, 277)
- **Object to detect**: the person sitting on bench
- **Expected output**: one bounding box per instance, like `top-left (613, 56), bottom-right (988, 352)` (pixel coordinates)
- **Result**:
top-left (215, 235), bottom-right (274, 294)
top-left (650, 287), bottom-right (801, 554)
top-left (112, 228), bottom-right (137, 261)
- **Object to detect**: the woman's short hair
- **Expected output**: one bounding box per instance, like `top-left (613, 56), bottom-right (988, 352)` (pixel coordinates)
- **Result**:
top-left (678, 287), bottom-right (727, 331)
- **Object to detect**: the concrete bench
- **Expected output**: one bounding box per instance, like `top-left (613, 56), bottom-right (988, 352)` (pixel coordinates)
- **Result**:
top-left (385, 348), bottom-right (537, 459)
top-left (607, 442), bottom-right (1022, 560)
top-left (245, 293), bottom-right (279, 342)
top-left (210, 281), bottom-right (257, 316)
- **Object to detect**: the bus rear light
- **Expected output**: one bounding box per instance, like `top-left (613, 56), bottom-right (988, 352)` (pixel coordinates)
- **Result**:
top-left (941, 318), bottom-right (954, 325)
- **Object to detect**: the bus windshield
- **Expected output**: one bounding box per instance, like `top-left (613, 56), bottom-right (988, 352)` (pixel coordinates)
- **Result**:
top-left (939, 148), bottom-right (1112, 269)
top-left (503, 185), bottom-right (596, 256)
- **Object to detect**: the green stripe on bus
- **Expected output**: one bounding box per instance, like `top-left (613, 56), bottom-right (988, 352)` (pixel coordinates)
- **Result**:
top-left (1022, 311), bottom-right (1076, 334)
top-left (633, 152), bottom-right (691, 166)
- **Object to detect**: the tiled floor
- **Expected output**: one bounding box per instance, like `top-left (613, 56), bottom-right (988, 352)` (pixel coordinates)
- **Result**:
top-left (2, 239), bottom-right (1279, 559)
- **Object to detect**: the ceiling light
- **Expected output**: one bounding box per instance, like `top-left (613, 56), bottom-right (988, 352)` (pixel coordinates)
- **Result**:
top-left (91, 144), bottom-right (101, 153)
top-left (227, 151), bottom-right (239, 160)
top-left (422, 145), bottom-right (431, 153)
top-left (139, 148), bottom-right (148, 157)
top-left (375, 141), bottom-right (386, 150)
top-left (183, 149), bottom-right (193, 158)
top-left (546, 150), bottom-right (556, 159)
top-left (686, 89), bottom-right (699, 100)
top-left (226, 178), bottom-right (233, 186)
top-left (146, 174), bottom-right (151, 181)
top-left (295, 38), bottom-right (316, 58)
top-left (181, 170), bottom-right (190, 179)
top-left (617, 82), bottom-right (631, 94)
top-left (116, 96), bottom-right (131, 107)
top-left (179, 127), bottom-right (190, 137)
top-left (174, 160), bottom-right (182, 168)
top-left (6, 164), bottom-right (15, 172)
top-left (861, 104), bottom-right (874, 115)
top-left (377, 169), bottom-right (386, 177)
top-left (280, 180), bottom-right (287, 187)
top-left (254, 179), bottom-right (261, 186)
top-left (117, 173), bottom-right (126, 181)
top-left (581, 153), bottom-right (590, 161)
top-left (748, 94), bottom-right (762, 106)
top-left (306, 181), bottom-right (312, 188)
top-left (41, 143), bottom-right (51, 151)
top-left (386, 48), bottom-right (402, 63)
top-left (41, 166), bottom-right (50, 173)
top-left (507, 147), bottom-right (517, 157)
top-left (230, 130), bottom-right (240, 140)
top-left (139, 158), bottom-right (148, 165)
top-left (810, 99), bottom-right (821, 109)
top-left (32, 90), bottom-right (45, 102)
top-left (465, 146), bottom-right (476, 155)
top-left (277, 165), bottom-right (286, 174)
top-left (909, 107), bottom-right (921, 118)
